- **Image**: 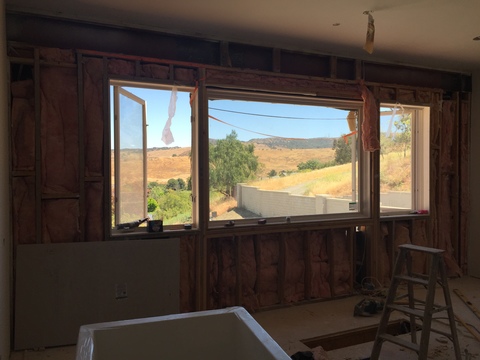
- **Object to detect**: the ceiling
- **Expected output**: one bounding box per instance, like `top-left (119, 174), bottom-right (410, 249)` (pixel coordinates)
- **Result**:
top-left (5, 0), bottom-right (480, 73)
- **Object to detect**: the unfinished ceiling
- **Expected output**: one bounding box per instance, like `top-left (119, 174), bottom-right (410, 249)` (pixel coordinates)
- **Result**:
top-left (6, 0), bottom-right (480, 73)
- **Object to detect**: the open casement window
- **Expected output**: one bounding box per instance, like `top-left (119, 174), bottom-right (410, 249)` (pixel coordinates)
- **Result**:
top-left (112, 86), bottom-right (147, 225)
top-left (110, 80), bottom-right (197, 232)
top-left (379, 104), bottom-right (430, 214)
top-left (207, 89), bottom-right (370, 227)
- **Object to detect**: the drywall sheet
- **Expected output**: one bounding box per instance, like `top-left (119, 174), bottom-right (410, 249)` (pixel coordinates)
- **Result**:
top-left (14, 239), bottom-right (179, 350)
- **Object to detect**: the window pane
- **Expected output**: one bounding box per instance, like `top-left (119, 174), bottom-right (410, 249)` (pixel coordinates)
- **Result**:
top-left (208, 91), bottom-right (361, 222)
top-left (379, 106), bottom-right (413, 212)
top-left (115, 88), bottom-right (146, 224)
top-left (111, 84), bottom-right (194, 229)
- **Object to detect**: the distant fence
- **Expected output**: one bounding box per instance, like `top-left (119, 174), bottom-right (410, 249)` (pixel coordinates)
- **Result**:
top-left (236, 183), bottom-right (411, 216)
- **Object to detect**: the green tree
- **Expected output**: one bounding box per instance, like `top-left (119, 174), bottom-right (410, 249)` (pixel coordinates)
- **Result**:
top-left (333, 136), bottom-right (353, 165)
top-left (147, 198), bottom-right (158, 213)
top-left (177, 178), bottom-right (186, 190)
top-left (268, 169), bottom-right (277, 177)
top-left (210, 130), bottom-right (259, 196)
top-left (298, 159), bottom-right (322, 171)
top-left (393, 114), bottom-right (412, 157)
top-left (166, 178), bottom-right (179, 190)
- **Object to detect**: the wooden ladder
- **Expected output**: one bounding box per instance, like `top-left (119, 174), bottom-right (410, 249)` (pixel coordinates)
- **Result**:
top-left (370, 243), bottom-right (461, 359)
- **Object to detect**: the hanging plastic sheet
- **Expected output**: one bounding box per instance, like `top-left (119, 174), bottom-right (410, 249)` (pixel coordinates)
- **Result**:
top-left (161, 86), bottom-right (178, 145)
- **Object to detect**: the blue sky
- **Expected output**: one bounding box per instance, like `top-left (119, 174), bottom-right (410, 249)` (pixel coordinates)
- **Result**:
top-left (118, 86), bottom-right (356, 148)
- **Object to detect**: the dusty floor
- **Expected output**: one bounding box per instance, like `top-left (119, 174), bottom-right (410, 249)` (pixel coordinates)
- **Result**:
top-left (9, 276), bottom-right (480, 360)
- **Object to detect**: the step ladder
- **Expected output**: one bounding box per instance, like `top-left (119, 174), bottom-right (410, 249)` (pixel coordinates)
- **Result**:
top-left (370, 243), bottom-right (461, 359)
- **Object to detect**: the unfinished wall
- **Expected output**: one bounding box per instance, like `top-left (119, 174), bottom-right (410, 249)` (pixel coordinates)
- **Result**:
top-left (0, 0), bottom-right (11, 358)
top-left (6, 15), bottom-right (472, 351)
top-left (469, 70), bottom-right (480, 277)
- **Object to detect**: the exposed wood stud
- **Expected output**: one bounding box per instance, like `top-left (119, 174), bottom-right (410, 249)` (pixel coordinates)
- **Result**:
top-left (77, 52), bottom-right (86, 242)
top-left (328, 229), bottom-right (335, 297)
top-left (235, 235), bottom-right (242, 306)
top-left (355, 59), bottom-right (363, 80)
top-left (304, 231), bottom-right (312, 300)
top-left (330, 56), bottom-right (337, 79)
top-left (279, 233), bottom-right (286, 304)
top-left (220, 41), bottom-right (232, 67)
top-left (34, 48), bottom-right (41, 244)
top-left (272, 48), bottom-right (281, 73)
top-left (102, 57), bottom-right (110, 242)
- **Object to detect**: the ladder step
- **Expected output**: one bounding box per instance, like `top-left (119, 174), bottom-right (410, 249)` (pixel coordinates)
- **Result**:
top-left (398, 243), bottom-right (445, 255)
top-left (387, 304), bottom-right (425, 318)
top-left (379, 333), bottom-right (420, 352)
top-left (394, 274), bottom-right (429, 286)
top-left (430, 327), bottom-right (454, 339)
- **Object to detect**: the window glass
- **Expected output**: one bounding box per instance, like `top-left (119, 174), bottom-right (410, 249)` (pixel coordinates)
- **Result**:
top-left (208, 90), bottom-right (365, 224)
top-left (111, 82), bottom-right (195, 230)
top-left (379, 104), bottom-right (430, 214)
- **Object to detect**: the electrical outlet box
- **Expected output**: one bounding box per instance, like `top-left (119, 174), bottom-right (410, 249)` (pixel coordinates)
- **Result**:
top-left (115, 283), bottom-right (128, 299)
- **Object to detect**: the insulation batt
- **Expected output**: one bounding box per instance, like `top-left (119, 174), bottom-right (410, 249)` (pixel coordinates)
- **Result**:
top-left (256, 234), bottom-right (280, 307)
top-left (12, 177), bottom-right (36, 244)
top-left (11, 80), bottom-right (35, 171)
top-left (180, 235), bottom-right (196, 312)
top-left (308, 231), bottom-right (331, 298)
top-left (284, 233), bottom-right (305, 303)
top-left (40, 66), bottom-right (79, 194)
top-left (332, 230), bottom-right (351, 295)
top-left (240, 237), bottom-right (260, 312)
top-left (83, 58), bottom-right (104, 177)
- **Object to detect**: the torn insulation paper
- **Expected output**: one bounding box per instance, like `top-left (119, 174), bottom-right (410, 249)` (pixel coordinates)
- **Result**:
top-left (363, 12), bottom-right (375, 54)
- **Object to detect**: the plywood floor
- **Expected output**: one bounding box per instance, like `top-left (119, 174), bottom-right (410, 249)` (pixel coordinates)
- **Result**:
top-left (10, 276), bottom-right (480, 360)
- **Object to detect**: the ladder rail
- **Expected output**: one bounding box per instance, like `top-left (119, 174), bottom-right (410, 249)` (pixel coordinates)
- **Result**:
top-left (370, 244), bottom-right (461, 360)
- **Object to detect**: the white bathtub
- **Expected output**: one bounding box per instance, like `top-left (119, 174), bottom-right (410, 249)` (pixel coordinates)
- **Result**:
top-left (76, 307), bottom-right (290, 360)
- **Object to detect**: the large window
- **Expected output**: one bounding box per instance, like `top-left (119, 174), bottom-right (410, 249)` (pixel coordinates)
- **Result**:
top-left (379, 103), bottom-right (430, 214)
top-left (207, 89), bottom-right (368, 226)
top-left (110, 81), bottom-right (197, 231)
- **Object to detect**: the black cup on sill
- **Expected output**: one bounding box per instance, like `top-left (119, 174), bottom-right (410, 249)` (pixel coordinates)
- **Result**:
top-left (147, 220), bottom-right (163, 232)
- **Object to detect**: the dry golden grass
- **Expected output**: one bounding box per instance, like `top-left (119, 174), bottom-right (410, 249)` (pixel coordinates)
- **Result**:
top-left (115, 147), bottom-right (410, 198)
top-left (250, 163), bottom-right (354, 197)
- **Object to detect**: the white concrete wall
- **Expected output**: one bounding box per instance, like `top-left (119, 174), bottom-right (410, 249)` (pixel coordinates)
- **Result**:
top-left (469, 70), bottom-right (480, 277)
top-left (0, 0), bottom-right (11, 358)
top-left (237, 184), bottom-right (354, 216)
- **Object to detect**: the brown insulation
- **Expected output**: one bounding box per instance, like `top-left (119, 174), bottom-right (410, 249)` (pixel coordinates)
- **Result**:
top-left (84, 181), bottom-right (103, 241)
top-left (206, 68), bottom-right (363, 100)
top-left (174, 68), bottom-right (197, 83)
top-left (331, 229), bottom-right (351, 295)
top-left (83, 58), bottom-right (104, 177)
top-left (108, 59), bottom-right (135, 76)
top-left (411, 220), bottom-right (428, 273)
top-left (11, 80), bottom-right (35, 171)
top-left (140, 64), bottom-right (170, 80)
top-left (42, 199), bottom-right (80, 243)
top-left (40, 66), bottom-right (79, 194)
top-left (180, 235), bottom-right (196, 313)
top-left (438, 101), bottom-right (462, 276)
top-left (207, 237), bottom-right (237, 309)
top-left (307, 230), bottom-right (331, 299)
top-left (360, 84), bottom-right (380, 152)
top-left (39, 48), bottom-right (75, 63)
top-left (378, 224), bottom-right (392, 285)
top-left (240, 236), bottom-right (260, 312)
top-left (255, 233), bottom-right (280, 307)
top-left (283, 232), bottom-right (305, 303)
top-left (459, 99), bottom-right (470, 273)
top-left (12, 177), bottom-right (36, 245)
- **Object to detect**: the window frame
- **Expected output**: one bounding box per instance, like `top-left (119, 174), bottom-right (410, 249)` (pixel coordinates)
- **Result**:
top-left (379, 102), bottom-right (430, 216)
top-left (206, 88), bottom-right (371, 228)
top-left (109, 79), bottom-right (198, 235)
